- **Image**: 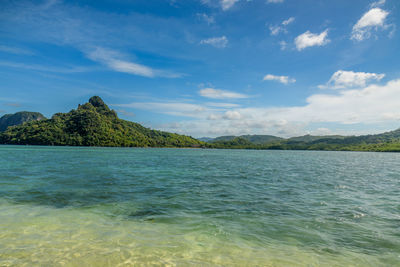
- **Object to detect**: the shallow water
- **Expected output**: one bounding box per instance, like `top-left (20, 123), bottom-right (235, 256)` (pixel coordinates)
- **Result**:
top-left (0, 146), bottom-right (399, 266)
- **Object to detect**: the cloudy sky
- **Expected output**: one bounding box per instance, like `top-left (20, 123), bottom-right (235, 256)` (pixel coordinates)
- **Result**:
top-left (1, 0), bottom-right (399, 137)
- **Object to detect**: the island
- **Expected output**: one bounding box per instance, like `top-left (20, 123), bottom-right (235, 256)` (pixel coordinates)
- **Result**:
top-left (0, 96), bottom-right (204, 148)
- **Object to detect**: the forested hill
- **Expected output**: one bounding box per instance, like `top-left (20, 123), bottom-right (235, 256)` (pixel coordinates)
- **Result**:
top-left (0, 111), bottom-right (46, 131)
top-left (0, 96), bottom-right (204, 147)
top-left (208, 135), bottom-right (283, 144)
top-left (207, 129), bottom-right (400, 152)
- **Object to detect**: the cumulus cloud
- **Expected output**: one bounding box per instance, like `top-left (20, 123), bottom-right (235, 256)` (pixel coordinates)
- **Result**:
top-left (295, 30), bottom-right (330, 51)
top-left (263, 74), bottom-right (296, 84)
top-left (269, 17), bottom-right (295, 36)
top-left (319, 70), bottom-right (385, 89)
top-left (200, 36), bottom-right (228, 48)
top-left (130, 79), bottom-right (400, 137)
top-left (223, 110), bottom-right (242, 120)
top-left (351, 8), bottom-right (389, 41)
top-left (267, 0), bottom-right (284, 3)
top-left (199, 88), bottom-right (249, 99)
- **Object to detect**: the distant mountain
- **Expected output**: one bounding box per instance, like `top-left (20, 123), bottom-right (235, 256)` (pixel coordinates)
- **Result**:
top-left (0, 96), bottom-right (204, 147)
top-left (0, 111), bottom-right (46, 132)
top-left (287, 134), bottom-right (345, 143)
top-left (197, 137), bottom-right (214, 142)
top-left (208, 129), bottom-right (400, 152)
top-left (206, 135), bottom-right (283, 144)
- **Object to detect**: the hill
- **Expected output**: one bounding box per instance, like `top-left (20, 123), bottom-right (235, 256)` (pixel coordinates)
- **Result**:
top-left (287, 134), bottom-right (345, 142)
top-left (206, 134), bottom-right (283, 144)
top-left (0, 96), bottom-right (204, 147)
top-left (197, 137), bottom-right (214, 142)
top-left (0, 111), bottom-right (46, 131)
top-left (208, 129), bottom-right (400, 152)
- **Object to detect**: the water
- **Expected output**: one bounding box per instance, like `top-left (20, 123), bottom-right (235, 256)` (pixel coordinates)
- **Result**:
top-left (0, 146), bottom-right (399, 266)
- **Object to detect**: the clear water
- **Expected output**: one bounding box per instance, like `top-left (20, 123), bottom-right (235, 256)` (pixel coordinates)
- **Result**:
top-left (0, 145), bottom-right (399, 266)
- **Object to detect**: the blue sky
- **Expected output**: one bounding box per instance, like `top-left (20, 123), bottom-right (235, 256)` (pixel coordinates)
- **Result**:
top-left (1, 0), bottom-right (399, 137)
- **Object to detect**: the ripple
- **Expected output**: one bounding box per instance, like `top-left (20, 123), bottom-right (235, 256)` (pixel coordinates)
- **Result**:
top-left (0, 146), bottom-right (399, 266)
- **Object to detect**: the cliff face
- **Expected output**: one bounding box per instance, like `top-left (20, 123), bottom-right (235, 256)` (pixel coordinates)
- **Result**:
top-left (0, 96), bottom-right (204, 147)
top-left (0, 111), bottom-right (46, 132)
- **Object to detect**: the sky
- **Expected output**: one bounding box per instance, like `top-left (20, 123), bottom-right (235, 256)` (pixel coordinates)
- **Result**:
top-left (1, 0), bottom-right (399, 138)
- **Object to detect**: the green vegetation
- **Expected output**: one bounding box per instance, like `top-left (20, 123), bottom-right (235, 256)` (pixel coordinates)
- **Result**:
top-left (0, 96), bottom-right (204, 148)
top-left (207, 130), bottom-right (400, 152)
top-left (0, 111), bottom-right (46, 131)
top-left (2, 96), bottom-right (400, 151)
top-left (211, 135), bottom-right (283, 144)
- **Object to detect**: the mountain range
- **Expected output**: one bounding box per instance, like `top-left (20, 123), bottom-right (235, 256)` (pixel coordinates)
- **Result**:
top-left (205, 130), bottom-right (400, 152)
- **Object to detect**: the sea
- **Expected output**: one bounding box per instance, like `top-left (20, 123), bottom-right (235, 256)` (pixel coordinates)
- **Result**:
top-left (0, 145), bottom-right (399, 266)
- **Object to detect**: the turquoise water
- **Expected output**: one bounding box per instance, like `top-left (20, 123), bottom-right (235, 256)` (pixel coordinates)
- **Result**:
top-left (0, 146), bottom-right (399, 266)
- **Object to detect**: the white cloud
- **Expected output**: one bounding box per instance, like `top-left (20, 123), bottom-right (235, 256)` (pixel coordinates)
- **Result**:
top-left (198, 13), bottom-right (215, 24)
top-left (269, 25), bottom-right (281, 36)
top-left (370, 0), bottom-right (386, 8)
top-left (221, 0), bottom-right (239, 10)
top-left (351, 8), bottom-right (389, 41)
top-left (319, 70), bottom-right (385, 89)
top-left (115, 102), bottom-right (211, 118)
top-left (138, 79), bottom-right (400, 137)
top-left (0, 45), bottom-right (34, 55)
top-left (311, 128), bottom-right (332, 136)
top-left (269, 17), bottom-right (295, 36)
top-left (0, 1), bottom-right (190, 78)
top-left (199, 88), bottom-right (249, 99)
top-left (267, 0), bottom-right (284, 3)
top-left (115, 99), bottom-right (242, 120)
top-left (282, 17), bottom-right (295, 26)
top-left (223, 110), bottom-right (242, 120)
top-left (108, 60), bottom-right (155, 77)
top-left (207, 114), bottom-right (220, 120)
top-left (0, 60), bottom-right (93, 73)
top-left (263, 74), bottom-right (296, 84)
top-left (86, 47), bottom-right (181, 78)
top-left (205, 102), bottom-right (240, 108)
top-left (200, 36), bottom-right (228, 48)
top-left (86, 47), bottom-right (154, 77)
top-left (279, 41), bottom-right (287, 50)
top-left (200, 0), bottom-right (241, 10)
top-left (295, 30), bottom-right (330, 50)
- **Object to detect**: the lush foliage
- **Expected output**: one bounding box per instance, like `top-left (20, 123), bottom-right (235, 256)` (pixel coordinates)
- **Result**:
top-left (0, 96), bottom-right (204, 148)
top-left (0, 111), bottom-right (46, 131)
top-left (208, 130), bottom-right (400, 152)
top-left (210, 135), bottom-right (283, 144)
